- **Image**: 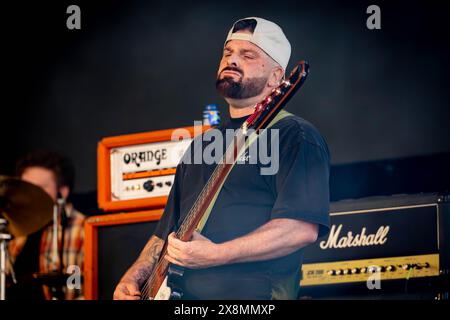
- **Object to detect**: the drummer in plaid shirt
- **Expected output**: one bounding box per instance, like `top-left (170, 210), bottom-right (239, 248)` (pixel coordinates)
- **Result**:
top-left (7, 150), bottom-right (86, 300)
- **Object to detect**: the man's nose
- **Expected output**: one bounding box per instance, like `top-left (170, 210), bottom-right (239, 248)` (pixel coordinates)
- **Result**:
top-left (225, 52), bottom-right (240, 67)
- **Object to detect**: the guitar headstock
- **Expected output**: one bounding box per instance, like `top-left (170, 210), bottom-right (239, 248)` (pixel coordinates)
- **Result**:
top-left (243, 60), bottom-right (309, 131)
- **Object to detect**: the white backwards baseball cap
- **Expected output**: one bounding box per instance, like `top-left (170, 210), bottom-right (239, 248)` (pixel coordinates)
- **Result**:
top-left (225, 17), bottom-right (291, 71)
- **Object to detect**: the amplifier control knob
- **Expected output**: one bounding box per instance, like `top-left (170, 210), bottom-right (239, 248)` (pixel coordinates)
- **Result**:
top-left (386, 265), bottom-right (396, 272)
top-left (156, 182), bottom-right (163, 188)
top-left (415, 262), bottom-right (430, 270)
top-left (343, 269), bottom-right (350, 275)
top-left (335, 269), bottom-right (343, 275)
top-left (360, 267), bottom-right (367, 273)
top-left (376, 266), bottom-right (385, 273)
top-left (401, 264), bottom-right (412, 270)
top-left (143, 180), bottom-right (155, 192)
top-left (327, 270), bottom-right (336, 276)
top-left (368, 266), bottom-right (377, 273)
top-left (351, 268), bottom-right (360, 274)
top-left (165, 181), bottom-right (172, 187)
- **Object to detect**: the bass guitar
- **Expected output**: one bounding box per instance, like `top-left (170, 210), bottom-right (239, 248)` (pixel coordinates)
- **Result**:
top-left (140, 60), bottom-right (310, 300)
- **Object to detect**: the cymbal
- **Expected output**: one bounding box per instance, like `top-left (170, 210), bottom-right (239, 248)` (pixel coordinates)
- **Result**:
top-left (0, 175), bottom-right (54, 237)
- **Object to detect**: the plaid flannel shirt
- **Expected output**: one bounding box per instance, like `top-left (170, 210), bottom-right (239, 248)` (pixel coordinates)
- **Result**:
top-left (8, 205), bottom-right (85, 300)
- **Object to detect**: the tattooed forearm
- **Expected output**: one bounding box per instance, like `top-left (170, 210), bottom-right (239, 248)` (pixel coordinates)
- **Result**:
top-left (121, 235), bottom-right (164, 286)
top-left (138, 235), bottom-right (164, 262)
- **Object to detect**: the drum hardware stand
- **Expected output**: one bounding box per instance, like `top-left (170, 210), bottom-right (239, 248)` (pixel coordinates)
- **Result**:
top-left (1, 218), bottom-right (16, 301)
top-left (49, 197), bottom-right (68, 300)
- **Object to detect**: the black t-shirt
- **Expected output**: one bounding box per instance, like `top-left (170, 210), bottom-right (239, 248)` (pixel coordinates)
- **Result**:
top-left (154, 112), bottom-right (330, 299)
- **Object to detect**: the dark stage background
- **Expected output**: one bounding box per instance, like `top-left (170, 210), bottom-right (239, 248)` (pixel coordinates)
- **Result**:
top-left (2, 0), bottom-right (449, 213)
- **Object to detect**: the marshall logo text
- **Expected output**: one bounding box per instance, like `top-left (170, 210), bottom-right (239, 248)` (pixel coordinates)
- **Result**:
top-left (320, 224), bottom-right (389, 249)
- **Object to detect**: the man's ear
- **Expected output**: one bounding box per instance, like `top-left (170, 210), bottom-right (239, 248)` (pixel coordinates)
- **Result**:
top-left (268, 66), bottom-right (284, 88)
top-left (59, 185), bottom-right (70, 201)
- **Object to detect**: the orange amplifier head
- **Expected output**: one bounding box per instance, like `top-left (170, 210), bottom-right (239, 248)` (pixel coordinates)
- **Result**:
top-left (97, 125), bottom-right (209, 212)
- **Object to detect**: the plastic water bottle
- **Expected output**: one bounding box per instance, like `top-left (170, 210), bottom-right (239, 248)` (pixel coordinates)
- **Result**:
top-left (203, 104), bottom-right (220, 126)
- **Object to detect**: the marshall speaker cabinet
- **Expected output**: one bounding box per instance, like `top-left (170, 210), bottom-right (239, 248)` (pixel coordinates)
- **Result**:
top-left (85, 193), bottom-right (449, 300)
top-left (299, 193), bottom-right (450, 300)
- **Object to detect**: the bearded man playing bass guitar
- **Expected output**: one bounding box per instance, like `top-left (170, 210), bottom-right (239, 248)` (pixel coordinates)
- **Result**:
top-left (114, 17), bottom-right (330, 300)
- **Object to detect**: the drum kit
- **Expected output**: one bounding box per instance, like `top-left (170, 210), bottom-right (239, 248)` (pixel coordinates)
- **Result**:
top-left (0, 175), bottom-right (70, 300)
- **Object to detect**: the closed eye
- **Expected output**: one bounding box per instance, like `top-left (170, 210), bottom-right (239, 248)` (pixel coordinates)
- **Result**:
top-left (241, 50), bottom-right (257, 60)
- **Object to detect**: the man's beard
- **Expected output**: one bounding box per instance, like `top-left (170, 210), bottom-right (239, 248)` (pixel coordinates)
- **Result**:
top-left (216, 68), bottom-right (267, 99)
